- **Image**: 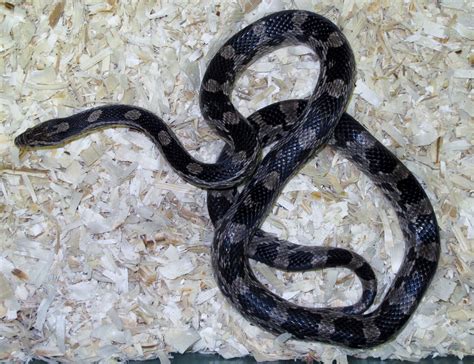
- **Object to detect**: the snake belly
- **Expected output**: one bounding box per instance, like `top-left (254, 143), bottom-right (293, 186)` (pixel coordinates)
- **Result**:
top-left (14, 10), bottom-right (440, 348)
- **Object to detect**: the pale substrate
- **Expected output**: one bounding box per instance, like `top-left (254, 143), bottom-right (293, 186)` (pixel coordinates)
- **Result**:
top-left (0, 0), bottom-right (472, 362)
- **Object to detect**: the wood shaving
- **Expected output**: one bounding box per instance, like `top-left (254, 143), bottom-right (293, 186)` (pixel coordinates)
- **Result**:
top-left (1, 0), bottom-right (472, 362)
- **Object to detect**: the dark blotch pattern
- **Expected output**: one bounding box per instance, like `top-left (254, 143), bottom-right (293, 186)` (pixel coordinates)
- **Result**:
top-left (287, 250), bottom-right (315, 270)
top-left (252, 242), bottom-right (280, 264)
top-left (355, 263), bottom-right (376, 281)
top-left (326, 248), bottom-right (353, 266)
top-left (397, 177), bottom-right (425, 206)
top-left (331, 317), bottom-right (366, 346)
top-left (366, 146), bottom-right (398, 174)
top-left (282, 307), bottom-right (323, 338)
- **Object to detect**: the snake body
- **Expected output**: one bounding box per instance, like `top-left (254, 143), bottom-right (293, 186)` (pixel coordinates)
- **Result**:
top-left (15, 10), bottom-right (440, 348)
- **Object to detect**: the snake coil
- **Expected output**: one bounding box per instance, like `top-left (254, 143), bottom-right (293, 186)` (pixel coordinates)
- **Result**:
top-left (15, 10), bottom-right (439, 348)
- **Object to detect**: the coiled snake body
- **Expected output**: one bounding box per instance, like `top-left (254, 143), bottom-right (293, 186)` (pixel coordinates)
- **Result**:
top-left (15, 10), bottom-right (440, 348)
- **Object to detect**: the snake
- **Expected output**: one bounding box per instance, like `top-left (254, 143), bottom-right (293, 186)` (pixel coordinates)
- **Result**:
top-left (14, 10), bottom-right (440, 348)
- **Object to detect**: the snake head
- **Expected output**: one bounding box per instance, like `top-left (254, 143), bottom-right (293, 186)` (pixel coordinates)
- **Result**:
top-left (15, 118), bottom-right (72, 148)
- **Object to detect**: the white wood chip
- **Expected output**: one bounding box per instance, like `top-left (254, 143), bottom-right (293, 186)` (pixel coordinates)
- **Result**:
top-left (2, 1), bottom-right (472, 362)
top-left (354, 80), bottom-right (382, 107)
top-left (164, 328), bottom-right (201, 354)
top-left (196, 287), bottom-right (219, 305)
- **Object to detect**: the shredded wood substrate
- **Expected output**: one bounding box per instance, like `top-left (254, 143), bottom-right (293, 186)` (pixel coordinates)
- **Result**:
top-left (0, 0), bottom-right (472, 362)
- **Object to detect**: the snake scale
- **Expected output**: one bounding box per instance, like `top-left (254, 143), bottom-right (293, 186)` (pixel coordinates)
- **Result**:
top-left (15, 10), bottom-right (440, 348)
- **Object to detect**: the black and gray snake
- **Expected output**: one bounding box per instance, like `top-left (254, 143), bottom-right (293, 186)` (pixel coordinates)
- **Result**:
top-left (15, 10), bottom-right (440, 348)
